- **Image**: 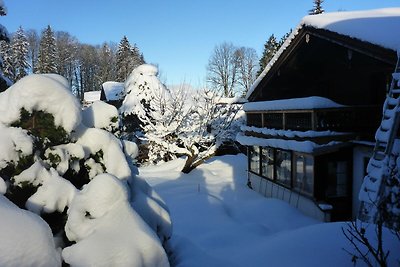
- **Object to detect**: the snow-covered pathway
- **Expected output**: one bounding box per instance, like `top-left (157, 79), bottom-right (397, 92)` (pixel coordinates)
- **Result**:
top-left (139, 154), bottom-right (400, 267)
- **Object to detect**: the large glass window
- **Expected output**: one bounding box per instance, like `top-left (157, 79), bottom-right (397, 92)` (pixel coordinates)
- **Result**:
top-left (249, 146), bottom-right (260, 174)
top-left (327, 161), bottom-right (348, 197)
top-left (261, 147), bottom-right (274, 179)
top-left (293, 154), bottom-right (314, 196)
top-left (275, 149), bottom-right (291, 187)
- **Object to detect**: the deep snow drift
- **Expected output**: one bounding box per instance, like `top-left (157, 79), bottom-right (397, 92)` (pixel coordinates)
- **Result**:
top-left (139, 154), bottom-right (400, 267)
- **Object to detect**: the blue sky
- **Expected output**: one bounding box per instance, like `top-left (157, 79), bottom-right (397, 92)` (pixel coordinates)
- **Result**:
top-left (2, 0), bottom-right (399, 87)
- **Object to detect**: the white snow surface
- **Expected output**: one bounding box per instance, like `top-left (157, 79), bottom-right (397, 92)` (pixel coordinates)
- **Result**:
top-left (0, 194), bottom-right (61, 267)
top-left (247, 8), bottom-right (400, 99)
top-left (102, 81), bottom-right (124, 101)
top-left (302, 8), bottom-right (400, 52)
top-left (0, 177), bottom-right (6, 194)
top-left (0, 124), bottom-right (33, 170)
top-left (0, 74), bottom-right (81, 133)
top-left (83, 90), bottom-right (101, 103)
top-left (139, 154), bottom-right (400, 266)
top-left (82, 100), bottom-right (119, 131)
top-left (236, 132), bottom-right (341, 153)
top-left (244, 96), bottom-right (344, 111)
top-left (63, 173), bottom-right (169, 267)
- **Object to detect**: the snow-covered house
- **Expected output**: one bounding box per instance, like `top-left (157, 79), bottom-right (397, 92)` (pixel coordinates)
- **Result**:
top-left (83, 90), bottom-right (101, 107)
top-left (100, 81), bottom-right (125, 108)
top-left (239, 8), bottom-right (400, 222)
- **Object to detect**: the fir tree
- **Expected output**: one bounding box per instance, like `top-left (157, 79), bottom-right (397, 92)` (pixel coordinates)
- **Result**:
top-left (257, 34), bottom-right (279, 76)
top-left (115, 36), bottom-right (144, 82)
top-left (37, 25), bottom-right (58, 74)
top-left (11, 26), bottom-right (30, 81)
top-left (0, 40), bottom-right (14, 81)
top-left (309, 0), bottom-right (324, 15)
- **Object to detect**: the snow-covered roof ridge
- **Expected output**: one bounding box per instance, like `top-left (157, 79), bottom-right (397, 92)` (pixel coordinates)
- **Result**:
top-left (247, 7), bottom-right (400, 99)
top-left (244, 96), bottom-right (345, 111)
top-left (102, 81), bottom-right (124, 101)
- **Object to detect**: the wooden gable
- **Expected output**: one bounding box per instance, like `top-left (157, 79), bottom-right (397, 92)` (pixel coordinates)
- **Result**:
top-left (248, 27), bottom-right (397, 107)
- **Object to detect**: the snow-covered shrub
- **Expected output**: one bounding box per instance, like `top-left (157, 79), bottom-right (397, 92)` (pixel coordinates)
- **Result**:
top-left (63, 174), bottom-right (169, 267)
top-left (82, 100), bottom-right (120, 133)
top-left (119, 65), bottom-right (245, 172)
top-left (0, 73), bottom-right (171, 266)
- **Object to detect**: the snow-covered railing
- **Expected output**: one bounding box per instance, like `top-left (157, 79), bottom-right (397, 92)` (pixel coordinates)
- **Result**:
top-left (246, 105), bottom-right (380, 135)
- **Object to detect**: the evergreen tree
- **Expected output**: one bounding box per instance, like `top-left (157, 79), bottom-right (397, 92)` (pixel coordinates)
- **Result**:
top-left (0, 0), bottom-right (11, 91)
top-left (309, 0), bottom-right (324, 15)
top-left (37, 25), bottom-right (58, 74)
top-left (257, 34), bottom-right (279, 76)
top-left (98, 42), bottom-right (116, 83)
top-left (115, 36), bottom-right (144, 82)
top-left (0, 40), bottom-right (14, 81)
top-left (11, 26), bottom-right (30, 81)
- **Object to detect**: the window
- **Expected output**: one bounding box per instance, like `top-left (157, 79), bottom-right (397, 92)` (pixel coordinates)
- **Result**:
top-left (261, 147), bottom-right (274, 179)
top-left (327, 161), bottom-right (348, 197)
top-left (249, 146), bottom-right (260, 174)
top-left (275, 149), bottom-right (291, 187)
top-left (293, 154), bottom-right (314, 196)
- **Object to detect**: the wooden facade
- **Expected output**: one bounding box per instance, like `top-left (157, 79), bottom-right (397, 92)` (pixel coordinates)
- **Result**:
top-left (243, 26), bottom-right (397, 222)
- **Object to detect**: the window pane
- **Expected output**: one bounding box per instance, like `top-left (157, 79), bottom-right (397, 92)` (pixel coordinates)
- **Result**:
top-left (327, 161), bottom-right (348, 197)
top-left (249, 146), bottom-right (260, 174)
top-left (293, 155), bottom-right (314, 196)
top-left (276, 150), bottom-right (291, 187)
top-left (261, 147), bottom-right (274, 179)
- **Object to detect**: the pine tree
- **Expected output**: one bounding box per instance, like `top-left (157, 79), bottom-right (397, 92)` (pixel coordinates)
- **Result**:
top-left (257, 34), bottom-right (279, 76)
top-left (309, 0), bottom-right (324, 15)
top-left (37, 25), bottom-right (58, 74)
top-left (11, 26), bottom-right (30, 81)
top-left (0, 40), bottom-right (14, 81)
top-left (115, 36), bottom-right (144, 82)
top-left (98, 42), bottom-right (116, 83)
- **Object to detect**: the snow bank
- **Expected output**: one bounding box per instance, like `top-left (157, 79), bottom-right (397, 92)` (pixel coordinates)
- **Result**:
top-left (244, 96), bottom-right (344, 111)
top-left (0, 74), bottom-right (81, 133)
top-left (63, 174), bottom-right (169, 267)
top-left (102, 81), bottom-right (124, 101)
top-left (0, 194), bottom-right (61, 267)
top-left (0, 177), bottom-right (6, 194)
top-left (0, 124), bottom-right (33, 170)
top-left (82, 100), bottom-right (119, 131)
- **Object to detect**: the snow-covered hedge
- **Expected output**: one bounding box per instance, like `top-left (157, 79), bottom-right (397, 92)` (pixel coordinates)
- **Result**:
top-left (0, 74), bottom-right (171, 266)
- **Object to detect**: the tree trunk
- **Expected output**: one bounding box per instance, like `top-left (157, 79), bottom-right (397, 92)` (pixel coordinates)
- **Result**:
top-left (181, 151), bottom-right (216, 174)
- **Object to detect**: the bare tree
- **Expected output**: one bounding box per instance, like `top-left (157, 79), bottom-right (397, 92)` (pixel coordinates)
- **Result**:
top-left (235, 47), bottom-right (258, 96)
top-left (55, 31), bottom-right (78, 87)
top-left (25, 29), bottom-right (39, 73)
top-left (207, 42), bottom-right (240, 97)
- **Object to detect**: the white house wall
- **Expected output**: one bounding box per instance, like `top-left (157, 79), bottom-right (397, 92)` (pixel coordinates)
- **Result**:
top-left (248, 172), bottom-right (329, 222)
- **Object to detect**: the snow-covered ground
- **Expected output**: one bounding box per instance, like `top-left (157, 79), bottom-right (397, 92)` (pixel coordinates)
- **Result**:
top-left (139, 154), bottom-right (399, 267)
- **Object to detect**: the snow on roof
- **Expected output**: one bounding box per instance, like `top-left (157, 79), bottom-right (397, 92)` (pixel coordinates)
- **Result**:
top-left (247, 8), bottom-right (400, 99)
top-left (217, 97), bottom-right (247, 105)
top-left (236, 132), bottom-right (340, 153)
top-left (244, 96), bottom-right (344, 111)
top-left (84, 91), bottom-right (101, 103)
top-left (102, 81), bottom-right (124, 101)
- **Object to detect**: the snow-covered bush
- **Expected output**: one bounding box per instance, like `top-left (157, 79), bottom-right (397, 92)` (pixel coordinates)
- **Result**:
top-left (0, 73), bottom-right (171, 266)
top-left (119, 64), bottom-right (245, 172)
